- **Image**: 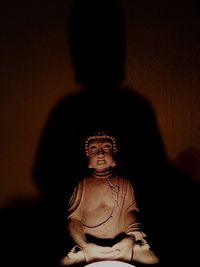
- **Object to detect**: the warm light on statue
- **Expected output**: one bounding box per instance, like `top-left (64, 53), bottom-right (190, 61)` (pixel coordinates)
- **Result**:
top-left (61, 132), bottom-right (159, 266)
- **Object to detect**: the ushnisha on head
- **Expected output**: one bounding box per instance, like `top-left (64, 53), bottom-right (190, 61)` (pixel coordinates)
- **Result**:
top-left (85, 132), bottom-right (117, 171)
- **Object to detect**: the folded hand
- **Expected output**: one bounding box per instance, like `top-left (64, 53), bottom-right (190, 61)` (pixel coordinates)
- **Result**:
top-left (83, 243), bottom-right (120, 262)
top-left (112, 237), bottom-right (134, 262)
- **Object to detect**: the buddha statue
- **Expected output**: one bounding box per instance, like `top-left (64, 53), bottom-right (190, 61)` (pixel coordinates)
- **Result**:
top-left (61, 132), bottom-right (159, 266)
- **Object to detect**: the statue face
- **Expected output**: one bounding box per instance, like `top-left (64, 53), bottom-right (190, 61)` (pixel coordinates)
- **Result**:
top-left (88, 140), bottom-right (116, 171)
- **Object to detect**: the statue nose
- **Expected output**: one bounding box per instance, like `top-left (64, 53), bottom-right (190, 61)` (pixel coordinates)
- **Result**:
top-left (98, 149), bottom-right (104, 156)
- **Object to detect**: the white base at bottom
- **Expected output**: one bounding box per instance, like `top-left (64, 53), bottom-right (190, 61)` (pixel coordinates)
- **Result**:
top-left (84, 261), bottom-right (136, 267)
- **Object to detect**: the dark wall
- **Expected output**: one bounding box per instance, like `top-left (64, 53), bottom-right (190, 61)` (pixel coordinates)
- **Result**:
top-left (0, 0), bottom-right (199, 206)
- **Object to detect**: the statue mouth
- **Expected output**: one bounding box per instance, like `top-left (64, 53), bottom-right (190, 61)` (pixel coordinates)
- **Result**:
top-left (97, 160), bottom-right (106, 164)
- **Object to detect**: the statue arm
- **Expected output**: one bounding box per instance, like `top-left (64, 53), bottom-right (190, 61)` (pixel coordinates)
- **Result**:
top-left (68, 218), bottom-right (87, 249)
top-left (122, 179), bottom-right (147, 241)
top-left (110, 179), bottom-right (146, 261)
top-left (67, 181), bottom-right (87, 249)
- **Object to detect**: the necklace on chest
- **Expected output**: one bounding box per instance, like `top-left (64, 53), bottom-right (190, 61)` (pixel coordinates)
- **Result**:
top-left (82, 171), bottom-right (119, 228)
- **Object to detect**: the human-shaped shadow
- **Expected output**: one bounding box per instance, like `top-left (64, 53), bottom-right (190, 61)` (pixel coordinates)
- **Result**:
top-left (31, 0), bottom-right (196, 266)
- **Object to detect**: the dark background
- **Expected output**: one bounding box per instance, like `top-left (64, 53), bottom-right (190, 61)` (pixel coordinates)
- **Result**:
top-left (0, 0), bottom-right (199, 206)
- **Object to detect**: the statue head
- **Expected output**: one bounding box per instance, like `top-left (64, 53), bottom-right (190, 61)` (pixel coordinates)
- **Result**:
top-left (85, 132), bottom-right (117, 171)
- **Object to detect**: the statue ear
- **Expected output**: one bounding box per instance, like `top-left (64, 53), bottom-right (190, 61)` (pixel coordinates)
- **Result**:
top-left (110, 160), bottom-right (116, 167)
top-left (88, 159), bottom-right (93, 168)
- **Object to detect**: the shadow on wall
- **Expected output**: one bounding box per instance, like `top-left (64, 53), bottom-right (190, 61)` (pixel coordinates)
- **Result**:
top-left (174, 146), bottom-right (200, 184)
top-left (0, 1), bottom-right (198, 267)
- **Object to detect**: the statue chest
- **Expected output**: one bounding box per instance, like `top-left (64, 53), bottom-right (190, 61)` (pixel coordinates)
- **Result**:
top-left (80, 178), bottom-right (117, 226)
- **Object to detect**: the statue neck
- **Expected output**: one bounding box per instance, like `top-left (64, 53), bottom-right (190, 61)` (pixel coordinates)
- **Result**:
top-left (92, 168), bottom-right (114, 179)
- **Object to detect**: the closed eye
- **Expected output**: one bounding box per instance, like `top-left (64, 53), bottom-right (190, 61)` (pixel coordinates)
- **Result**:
top-left (102, 144), bottom-right (112, 152)
top-left (89, 145), bottom-right (98, 154)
